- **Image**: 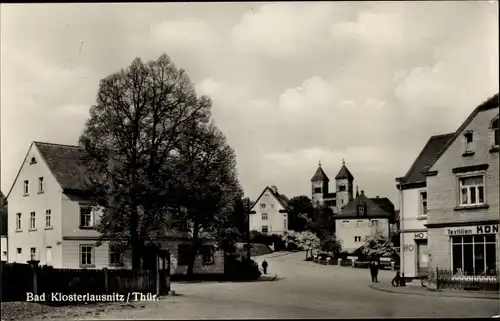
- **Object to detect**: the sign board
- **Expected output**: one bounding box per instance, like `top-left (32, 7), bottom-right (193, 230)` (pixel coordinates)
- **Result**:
top-left (444, 224), bottom-right (499, 236)
top-left (414, 232), bottom-right (427, 240)
top-left (404, 244), bottom-right (414, 252)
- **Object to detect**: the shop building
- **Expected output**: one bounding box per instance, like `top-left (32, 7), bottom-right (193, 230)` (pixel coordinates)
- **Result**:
top-left (396, 133), bottom-right (453, 278)
top-left (423, 94), bottom-right (499, 275)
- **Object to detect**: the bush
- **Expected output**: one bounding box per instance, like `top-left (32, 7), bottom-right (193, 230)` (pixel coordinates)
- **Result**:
top-left (286, 242), bottom-right (299, 251)
top-left (224, 255), bottom-right (262, 281)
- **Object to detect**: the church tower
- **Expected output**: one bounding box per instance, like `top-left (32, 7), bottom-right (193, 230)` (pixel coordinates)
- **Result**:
top-left (311, 161), bottom-right (329, 208)
top-left (335, 159), bottom-right (354, 210)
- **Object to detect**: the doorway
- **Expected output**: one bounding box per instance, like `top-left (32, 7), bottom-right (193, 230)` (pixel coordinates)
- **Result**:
top-left (416, 240), bottom-right (428, 276)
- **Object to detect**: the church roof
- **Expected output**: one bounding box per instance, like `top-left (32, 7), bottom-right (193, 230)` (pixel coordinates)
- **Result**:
top-left (311, 166), bottom-right (330, 182)
top-left (335, 164), bottom-right (354, 180)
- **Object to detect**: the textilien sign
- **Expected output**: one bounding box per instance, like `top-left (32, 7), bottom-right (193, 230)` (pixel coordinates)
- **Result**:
top-left (444, 224), bottom-right (499, 236)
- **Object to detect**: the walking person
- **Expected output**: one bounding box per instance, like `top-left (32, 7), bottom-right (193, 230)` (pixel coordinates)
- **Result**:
top-left (262, 260), bottom-right (268, 275)
top-left (373, 259), bottom-right (380, 283)
top-left (369, 260), bottom-right (377, 282)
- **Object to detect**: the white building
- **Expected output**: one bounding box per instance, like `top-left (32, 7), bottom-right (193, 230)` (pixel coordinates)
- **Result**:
top-left (1, 191), bottom-right (7, 261)
top-left (396, 133), bottom-right (453, 279)
top-left (249, 186), bottom-right (290, 235)
top-left (5, 141), bottom-right (223, 273)
top-left (334, 191), bottom-right (395, 254)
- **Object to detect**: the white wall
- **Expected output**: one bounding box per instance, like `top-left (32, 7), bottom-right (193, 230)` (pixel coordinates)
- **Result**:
top-left (7, 144), bottom-right (63, 266)
top-left (400, 188), bottom-right (427, 231)
top-left (62, 240), bottom-right (132, 269)
top-left (1, 236), bottom-right (7, 261)
top-left (249, 189), bottom-right (288, 235)
top-left (335, 218), bottom-right (389, 253)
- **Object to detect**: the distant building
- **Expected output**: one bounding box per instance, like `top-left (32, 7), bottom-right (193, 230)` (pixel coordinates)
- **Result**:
top-left (334, 190), bottom-right (395, 254)
top-left (249, 186), bottom-right (291, 235)
top-left (396, 133), bottom-right (453, 278)
top-left (310, 160), bottom-right (355, 212)
top-left (423, 94), bottom-right (499, 275)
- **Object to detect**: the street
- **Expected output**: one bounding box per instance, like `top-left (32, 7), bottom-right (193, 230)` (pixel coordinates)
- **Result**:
top-left (32, 251), bottom-right (499, 319)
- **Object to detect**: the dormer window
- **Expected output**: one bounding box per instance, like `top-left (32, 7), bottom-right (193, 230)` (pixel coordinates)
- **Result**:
top-left (30, 157), bottom-right (37, 165)
top-left (358, 205), bottom-right (366, 215)
top-left (491, 117), bottom-right (499, 147)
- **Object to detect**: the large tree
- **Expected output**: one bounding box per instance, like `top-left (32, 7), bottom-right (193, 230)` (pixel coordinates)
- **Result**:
top-left (79, 54), bottom-right (213, 270)
top-left (308, 204), bottom-right (335, 238)
top-left (288, 196), bottom-right (314, 231)
top-left (170, 122), bottom-right (243, 277)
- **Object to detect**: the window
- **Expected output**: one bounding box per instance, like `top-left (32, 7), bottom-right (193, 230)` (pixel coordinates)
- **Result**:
top-left (30, 157), bottom-right (37, 165)
top-left (46, 247), bottom-right (52, 265)
top-left (38, 177), bottom-right (44, 193)
top-left (16, 213), bottom-right (22, 230)
top-left (80, 245), bottom-right (94, 267)
top-left (452, 235), bottom-right (496, 275)
top-left (491, 118), bottom-right (499, 147)
top-left (260, 204), bottom-right (266, 209)
top-left (464, 131), bottom-right (474, 151)
top-left (17, 248), bottom-right (22, 254)
top-left (341, 199), bottom-right (344, 205)
top-left (80, 207), bottom-right (93, 228)
top-left (45, 210), bottom-right (52, 228)
top-left (270, 204), bottom-right (274, 209)
top-left (342, 220), bottom-right (349, 228)
top-left (314, 187), bottom-right (322, 193)
top-left (354, 236), bottom-right (361, 242)
top-left (355, 220), bottom-right (363, 227)
top-left (23, 180), bottom-right (29, 195)
top-left (109, 245), bottom-right (123, 266)
top-left (371, 220), bottom-right (379, 227)
top-left (30, 247), bottom-right (36, 261)
top-left (200, 245), bottom-right (214, 265)
top-left (338, 185), bottom-right (346, 192)
top-left (419, 191), bottom-right (428, 216)
top-left (262, 225), bottom-right (269, 233)
top-left (284, 218), bottom-right (287, 230)
top-left (358, 205), bottom-right (365, 214)
top-left (262, 213), bottom-right (268, 220)
top-left (459, 175), bottom-right (485, 206)
top-left (30, 212), bottom-right (36, 230)
top-left (16, 248), bottom-right (22, 262)
top-left (178, 244), bottom-right (192, 265)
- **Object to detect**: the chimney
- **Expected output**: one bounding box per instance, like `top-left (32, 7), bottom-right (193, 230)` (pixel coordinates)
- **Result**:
top-left (271, 186), bottom-right (278, 194)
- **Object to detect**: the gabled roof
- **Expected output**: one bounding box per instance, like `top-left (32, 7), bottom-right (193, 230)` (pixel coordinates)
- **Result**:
top-left (370, 197), bottom-right (394, 214)
top-left (397, 133), bottom-right (454, 185)
top-left (426, 93), bottom-right (499, 173)
top-left (250, 186), bottom-right (291, 212)
top-left (335, 164), bottom-right (354, 180)
top-left (34, 142), bottom-right (90, 192)
top-left (311, 166), bottom-right (329, 182)
top-left (335, 193), bottom-right (393, 219)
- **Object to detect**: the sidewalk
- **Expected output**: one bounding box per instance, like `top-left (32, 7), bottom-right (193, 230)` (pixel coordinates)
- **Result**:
top-left (370, 280), bottom-right (500, 300)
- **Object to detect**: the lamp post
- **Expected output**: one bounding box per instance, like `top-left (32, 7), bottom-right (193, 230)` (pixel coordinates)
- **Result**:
top-left (398, 181), bottom-right (406, 287)
top-left (246, 198), bottom-right (251, 259)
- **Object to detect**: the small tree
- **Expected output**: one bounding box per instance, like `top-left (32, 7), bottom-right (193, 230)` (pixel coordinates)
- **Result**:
top-left (320, 233), bottom-right (342, 256)
top-left (361, 230), bottom-right (395, 258)
top-left (280, 230), bottom-right (320, 258)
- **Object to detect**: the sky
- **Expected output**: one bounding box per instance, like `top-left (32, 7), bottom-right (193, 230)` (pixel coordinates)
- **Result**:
top-left (1, 2), bottom-right (498, 207)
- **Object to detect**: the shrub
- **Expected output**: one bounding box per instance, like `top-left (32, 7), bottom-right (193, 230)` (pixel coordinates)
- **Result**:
top-left (224, 255), bottom-right (262, 281)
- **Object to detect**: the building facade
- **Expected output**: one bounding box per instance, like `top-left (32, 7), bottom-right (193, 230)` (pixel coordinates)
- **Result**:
top-left (1, 191), bottom-right (7, 261)
top-left (424, 94), bottom-right (499, 275)
top-left (396, 133), bottom-right (453, 278)
top-left (310, 160), bottom-right (355, 212)
top-left (249, 186), bottom-right (290, 235)
top-left (334, 191), bottom-right (395, 253)
top-left (6, 141), bottom-right (222, 273)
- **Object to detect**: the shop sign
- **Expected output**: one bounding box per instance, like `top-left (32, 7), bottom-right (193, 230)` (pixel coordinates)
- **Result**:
top-left (444, 224), bottom-right (499, 236)
top-left (403, 244), bottom-right (415, 252)
top-left (414, 232), bottom-right (427, 240)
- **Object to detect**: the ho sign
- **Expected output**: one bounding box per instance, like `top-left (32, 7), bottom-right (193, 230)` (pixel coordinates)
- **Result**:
top-left (404, 244), bottom-right (415, 252)
top-left (414, 232), bottom-right (427, 240)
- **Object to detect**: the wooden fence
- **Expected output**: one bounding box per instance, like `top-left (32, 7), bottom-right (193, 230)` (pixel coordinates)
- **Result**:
top-left (1, 260), bottom-right (170, 304)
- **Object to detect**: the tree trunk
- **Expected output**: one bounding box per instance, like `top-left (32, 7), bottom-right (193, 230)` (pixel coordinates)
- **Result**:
top-left (186, 222), bottom-right (200, 278)
top-left (305, 249), bottom-right (309, 259)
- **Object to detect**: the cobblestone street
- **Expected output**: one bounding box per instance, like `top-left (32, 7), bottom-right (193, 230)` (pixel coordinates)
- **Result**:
top-left (24, 252), bottom-right (500, 319)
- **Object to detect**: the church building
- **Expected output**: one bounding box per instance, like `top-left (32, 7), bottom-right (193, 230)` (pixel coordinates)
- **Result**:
top-left (310, 160), bottom-right (356, 213)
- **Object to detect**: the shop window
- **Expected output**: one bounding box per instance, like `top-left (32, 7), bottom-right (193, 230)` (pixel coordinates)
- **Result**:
top-left (451, 235), bottom-right (496, 275)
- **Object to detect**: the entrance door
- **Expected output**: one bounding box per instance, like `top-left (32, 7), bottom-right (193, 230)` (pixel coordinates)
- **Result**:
top-left (416, 241), bottom-right (428, 276)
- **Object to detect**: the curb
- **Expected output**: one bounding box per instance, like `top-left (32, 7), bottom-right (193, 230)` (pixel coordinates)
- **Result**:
top-left (258, 273), bottom-right (279, 281)
top-left (369, 284), bottom-right (500, 300)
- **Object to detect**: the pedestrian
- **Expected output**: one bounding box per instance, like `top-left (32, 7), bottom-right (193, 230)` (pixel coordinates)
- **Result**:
top-left (373, 259), bottom-right (380, 283)
top-left (369, 260), bottom-right (377, 282)
top-left (262, 260), bottom-right (268, 274)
